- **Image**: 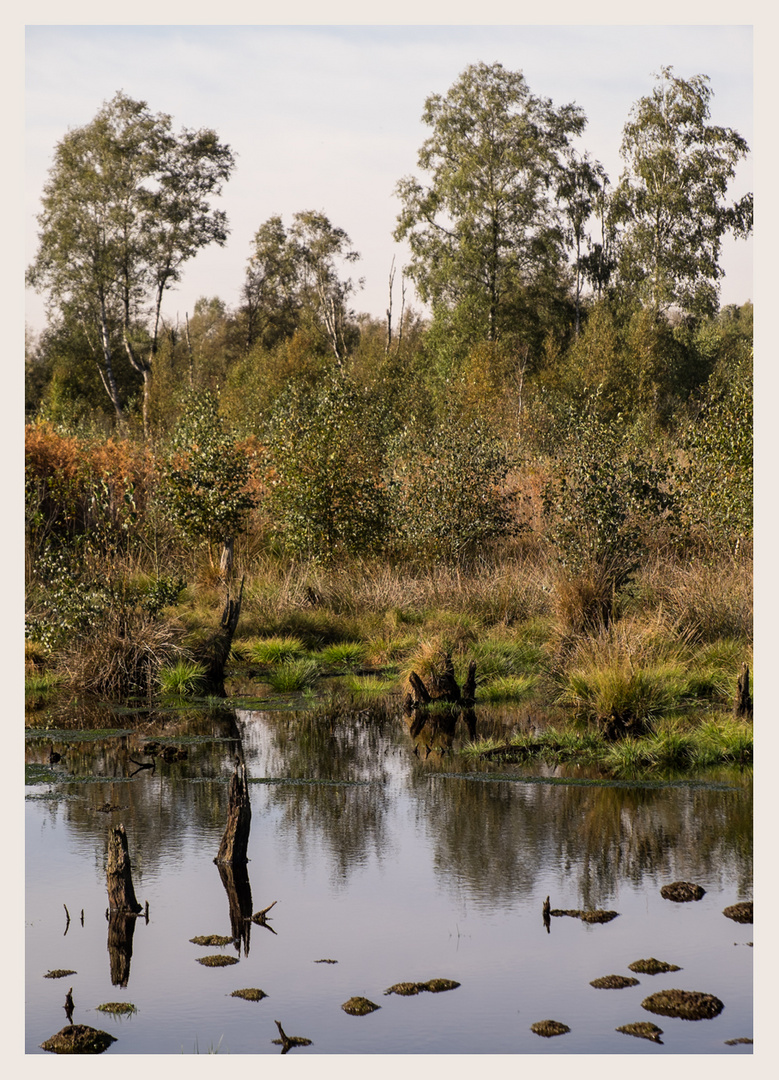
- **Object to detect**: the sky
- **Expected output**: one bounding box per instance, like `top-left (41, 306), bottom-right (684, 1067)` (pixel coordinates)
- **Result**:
top-left (24, 22), bottom-right (754, 337)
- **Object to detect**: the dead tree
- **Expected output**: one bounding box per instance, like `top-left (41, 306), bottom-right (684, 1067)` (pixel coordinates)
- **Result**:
top-left (195, 576), bottom-right (245, 695)
top-left (215, 759), bottom-right (252, 866)
top-left (106, 825), bottom-right (142, 914)
top-left (734, 662), bottom-right (753, 719)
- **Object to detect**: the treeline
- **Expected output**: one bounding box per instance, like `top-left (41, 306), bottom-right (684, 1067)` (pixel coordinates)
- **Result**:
top-left (25, 62), bottom-right (753, 661)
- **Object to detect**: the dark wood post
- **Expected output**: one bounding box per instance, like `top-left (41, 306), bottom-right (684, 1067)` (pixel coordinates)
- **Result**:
top-left (735, 662), bottom-right (753, 719)
top-left (215, 760), bottom-right (252, 866)
top-left (106, 825), bottom-right (142, 914)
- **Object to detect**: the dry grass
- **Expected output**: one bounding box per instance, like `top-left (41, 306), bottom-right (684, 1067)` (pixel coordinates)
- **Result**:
top-left (60, 609), bottom-right (185, 697)
top-left (635, 555), bottom-right (753, 643)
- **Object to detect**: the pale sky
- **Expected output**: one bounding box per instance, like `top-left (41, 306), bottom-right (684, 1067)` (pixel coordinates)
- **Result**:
top-left (25, 22), bottom-right (754, 336)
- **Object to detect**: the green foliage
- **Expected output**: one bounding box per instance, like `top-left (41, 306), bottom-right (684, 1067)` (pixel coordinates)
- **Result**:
top-left (160, 390), bottom-right (257, 553)
top-left (394, 61), bottom-right (586, 343)
top-left (27, 91), bottom-right (235, 427)
top-left (612, 66), bottom-right (752, 318)
top-left (543, 403), bottom-right (676, 626)
top-left (676, 349), bottom-right (752, 553)
top-left (264, 373), bottom-right (391, 560)
top-left (392, 417), bottom-right (519, 563)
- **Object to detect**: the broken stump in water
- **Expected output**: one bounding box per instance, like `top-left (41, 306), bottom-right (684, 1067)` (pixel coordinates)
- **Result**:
top-left (194, 576), bottom-right (245, 695)
top-left (107, 825), bottom-right (142, 915)
top-left (734, 662), bottom-right (753, 719)
top-left (215, 759), bottom-right (252, 866)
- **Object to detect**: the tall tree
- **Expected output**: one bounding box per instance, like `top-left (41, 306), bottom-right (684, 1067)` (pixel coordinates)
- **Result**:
top-left (240, 210), bottom-right (362, 363)
top-left (26, 91), bottom-right (235, 436)
top-left (557, 150), bottom-right (608, 334)
top-left (612, 66), bottom-right (752, 318)
top-left (393, 61), bottom-right (586, 342)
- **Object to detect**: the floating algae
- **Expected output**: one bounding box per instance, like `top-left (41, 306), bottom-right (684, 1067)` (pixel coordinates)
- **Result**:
top-left (342, 996), bottom-right (381, 1015)
top-left (44, 969), bottom-right (77, 979)
top-left (629, 958), bottom-right (681, 975)
top-left (41, 1024), bottom-right (116, 1054)
top-left (531, 1020), bottom-right (570, 1037)
top-left (724, 902), bottom-right (753, 924)
top-left (231, 988), bottom-right (267, 1001)
top-left (190, 935), bottom-right (233, 947)
top-left (617, 1021), bottom-right (663, 1043)
top-left (642, 989), bottom-right (724, 1020)
top-left (96, 1002), bottom-right (137, 1014)
top-left (196, 954), bottom-right (239, 967)
top-left (660, 881), bottom-right (705, 902)
top-left (590, 975), bottom-right (640, 989)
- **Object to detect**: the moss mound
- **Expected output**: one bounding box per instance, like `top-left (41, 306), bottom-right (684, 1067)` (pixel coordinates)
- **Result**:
top-left (531, 1020), bottom-right (570, 1037)
top-left (44, 969), bottom-right (77, 979)
top-left (342, 996), bottom-right (381, 1015)
top-left (550, 908), bottom-right (619, 923)
top-left (617, 1021), bottom-right (664, 1043)
top-left (384, 978), bottom-right (460, 996)
top-left (590, 975), bottom-right (640, 989)
top-left (723, 901), bottom-right (753, 924)
top-left (96, 1002), bottom-right (137, 1014)
top-left (660, 881), bottom-right (705, 902)
top-left (40, 1024), bottom-right (116, 1054)
top-left (190, 935), bottom-right (233, 947)
top-left (196, 954), bottom-right (239, 967)
top-left (231, 988), bottom-right (267, 1001)
top-left (642, 989), bottom-right (724, 1020)
top-left (628, 958), bottom-right (681, 975)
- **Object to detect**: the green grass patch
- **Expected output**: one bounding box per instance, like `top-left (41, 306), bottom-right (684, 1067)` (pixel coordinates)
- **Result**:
top-left (478, 674), bottom-right (538, 703)
top-left (158, 660), bottom-right (207, 697)
top-left (341, 674), bottom-right (398, 694)
top-left (247, 636), bottom-right (307, 665)
top-left (264, 658), bottom-right (321, 692)
top-left (316, 642), bottom-right (367, 670)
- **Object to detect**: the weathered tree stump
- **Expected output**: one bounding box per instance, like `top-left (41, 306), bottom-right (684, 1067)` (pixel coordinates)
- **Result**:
top-left (195, 576), bottom-right (245, 695)
top-left (734, 662), bottom-right (753, 719)
top-left (215, 760), bottom-right (252, 866)
top-left (216, 859), bottom-right (253, 955)
top-left (106, 825), bottom-right (142, 915)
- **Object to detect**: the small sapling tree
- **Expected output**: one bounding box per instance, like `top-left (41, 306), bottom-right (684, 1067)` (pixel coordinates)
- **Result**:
top-left (161, 390), bottom-right (257, 574)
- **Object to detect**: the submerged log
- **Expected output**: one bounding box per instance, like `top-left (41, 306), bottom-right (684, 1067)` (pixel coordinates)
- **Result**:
top-left (106, 825), bottom-right (142, 915)
top-left (734, 662), bottom-right (753, 719)
top-left (215, 760), bottom-right (252, 866)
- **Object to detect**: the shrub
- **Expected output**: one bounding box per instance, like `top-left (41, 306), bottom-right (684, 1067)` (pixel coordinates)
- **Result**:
top-left (264, 373), bottom-right (392, 560)
top-left (543, 400), bottom-right (676, 630)
top-left (391, 418), bottom-right (520, 564)
top-left (159, 389), bottom-right (258, 563)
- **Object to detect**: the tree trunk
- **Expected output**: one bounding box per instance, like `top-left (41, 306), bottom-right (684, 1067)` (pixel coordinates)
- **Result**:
top-left (220, 537), bottom-right (234, 580)
top-left (194, 576), bottom-right (245, 695)
top-left (215, 760), bottom-right (252, 866)
top-left (734, 662), bottom-right (753, 719)
top-left (106, 825), bottom-right (142, 914)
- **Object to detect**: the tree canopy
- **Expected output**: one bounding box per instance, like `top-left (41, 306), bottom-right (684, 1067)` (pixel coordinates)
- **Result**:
top-left (26, 91), bottom-right (235, 435)
top-left (612, 66), bottom-right (752, 318)
top-left (394, 61), bottom-right (587, 342)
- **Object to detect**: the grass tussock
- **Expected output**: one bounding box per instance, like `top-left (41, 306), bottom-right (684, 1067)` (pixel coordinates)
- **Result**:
top-left (60, 609), bottom-right (184, 697)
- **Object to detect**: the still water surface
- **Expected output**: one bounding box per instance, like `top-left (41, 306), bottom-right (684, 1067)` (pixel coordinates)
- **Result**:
top-left (25, 693), bottom-right (753, 1055)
